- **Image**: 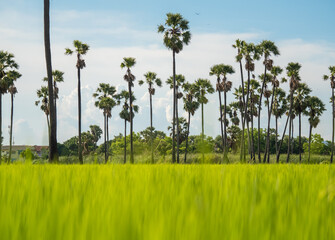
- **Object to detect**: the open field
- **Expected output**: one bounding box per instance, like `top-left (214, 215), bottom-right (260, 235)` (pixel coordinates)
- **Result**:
top-left (0, 164), bottom-right (334, 240)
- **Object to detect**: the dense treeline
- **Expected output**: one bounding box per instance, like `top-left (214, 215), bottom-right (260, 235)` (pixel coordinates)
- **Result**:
top-left (1, 9), bottom-right (335, 164)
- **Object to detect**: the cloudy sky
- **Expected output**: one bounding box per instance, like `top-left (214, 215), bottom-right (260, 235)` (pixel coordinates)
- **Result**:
top-left (1, 0), bottom-right (335, 145)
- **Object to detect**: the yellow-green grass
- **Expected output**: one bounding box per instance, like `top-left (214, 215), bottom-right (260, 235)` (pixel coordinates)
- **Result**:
top-left (0, 164), bottom-right (334, 239)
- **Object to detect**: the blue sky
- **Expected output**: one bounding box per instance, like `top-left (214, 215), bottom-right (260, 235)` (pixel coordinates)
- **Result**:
top-left (0, 0), bottom-right (335, 145)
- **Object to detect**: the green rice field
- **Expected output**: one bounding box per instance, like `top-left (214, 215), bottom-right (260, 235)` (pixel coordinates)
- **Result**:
top-left (0, 164), bottom-right (334, 239)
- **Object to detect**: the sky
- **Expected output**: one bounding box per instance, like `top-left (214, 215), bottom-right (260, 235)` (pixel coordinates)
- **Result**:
top-left (0, 0), bottom-right (335, 145)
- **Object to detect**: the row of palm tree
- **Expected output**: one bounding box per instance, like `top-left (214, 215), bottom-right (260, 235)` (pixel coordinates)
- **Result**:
top-left (36, 6), bottom-right (334, 164)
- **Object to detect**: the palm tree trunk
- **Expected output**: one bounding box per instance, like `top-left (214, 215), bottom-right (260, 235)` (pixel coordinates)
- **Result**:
top-left (258, 65), bottom-right (267, 163)
top-left (44, 0), bottom-right (58, 163)
top-left (218, 87), bottom-right (224, 162)
top-left (264, 86), bottom-right (276, 163)
top-left (54, 83), bottom-right (57, 137)
top-left (124, 118), bottom-right (127, 164)
top-left (128, 80), bottom-right (134, 164)
top-left (299, 112), bottom-right (302, 163)
top-left (277, 113), bottom-right (290, 163)
top-left (0, 94), bottom-right (2, 164)
top-left (275, 116), bottom-right (278, 157)
top-left (332, 88), bottom-right (334, 163)
top-left (176, 87), bottom-right (180, 163)
top-left (263, 97), bottom-right (270, 163)
top-left (286, 90), bottom-right (294, 163)
top-left (223, 90), bottom-right (228, 162)
top-left (242, 70), bottom-right (252, 162)
top-left (239, 59), bottom-right (246, 162)
top-left (201, 101), bottom-right (205, 161)
top-left (308, 124), bottom-right (312, 162)
top-left (107, 116), bottom-right (109, 162)
top-left (150, 93), bottom-right (154, 164)
top-left (104, 114), bottom-right (107, 163)
top-left (46, 114), bottom-right (50, 142)
top-left (77, 65), bottom-right (83, 164)
top-left (184, 111), bottom-right (191, 164)
top-left (8, 93), bottom-right (14, 164)
top-left (291, 118), bottom-right (294, 155)
top-left (251, 100), bottom-right (255, 162)
top-left (172, 50), bottom-right (176, 163)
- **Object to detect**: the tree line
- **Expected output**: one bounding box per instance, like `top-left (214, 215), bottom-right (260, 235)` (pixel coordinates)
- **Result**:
top-left (1, 8), bottom-right (334, 164)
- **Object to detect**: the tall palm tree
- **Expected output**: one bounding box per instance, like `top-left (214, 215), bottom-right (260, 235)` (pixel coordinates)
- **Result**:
top-left (285, 62), bottom-right (301, 163)
top-left (272, 88), bottom-right (288, 161)
top-left (139, 71), bottom-right (162, 163)
top-left (44, 0), bottom-right (58, 163)
top-left (166, 74), bottom-right (185, 163)
top-left (7, 72), bottom-right (20, 163)
top-left (258, 40), bottom-right (280, 162)
top-left (93, 83), bottom-right (118, 163)
top-left (65, 40), bottom-right (89, 164)
top-left (35, 86), bottom-right (50, 138)
top-left (121, 57), bottom-right (136, 164)
top-left (43, 70), bottom-right (64, 136)
top-left (241, 42), bottom-right (260, 162)
top-left (323, 66), bottom-right (335, 163)
top-left (293, 83), bottom-right (311, 162)
top-left (182, 82), bottom-right (200, 163)
top-left (158, 13), bottom-right (191, 163)
top-left (117, 90), bottom-right (139, 163)
top-left (0, 51), bottom-right (19, 163)
top-left (304, 96), bottom-right (325, 162)
top-left (194, 78), bottom-right (214, 161)
top-left (210, 64), bottom-right (234, 162)
top-left (248, 79), bottom-right (260, 161)
top-left (232, 40), bottom-right (246, 156)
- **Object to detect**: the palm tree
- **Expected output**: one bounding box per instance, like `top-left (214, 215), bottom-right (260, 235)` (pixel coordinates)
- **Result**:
top-left (166, 74), bottom-right (185, 163)
top-left (121, 57), bottom-right (136, 163)
top-left (44, 0), bottom-right (58, 163)
top-left (158, 13), bottom-right (191, 163)
top-left (139, 72), bottom-right (162, 163)
top-left (117, 90), bottom-right (139, 164)
top-left (43, 70), bottom-right (64, 136)
top-left (182, 82), bottom-right (200, 163)
top-left (65, 40), bottom-right (89, 164)
top-left (285, 62), bottom-right (302, 163)
top-left (293, 83), bottom-right (311, 162)
top-left (258, 40), bottom-right (280, 162)
top-left (248, 79), bottom-right (260, 161)
top-left (93, 83), bottom-right (118, 163)
top-left (7, 71), bottom-right (20, 163)
top-left (241, 43), bottom-right (260, 162)
top-left (304, 96), bottom-right (325, 162)
top-left (272, 88), bottom-right (288, 161)
top-left (0, 51), bottom-right (19, 163)
top-left (194, 78), bottom-right (214, 161)
top-left (210, 64), bottom-right (234, 162)
top-left (35, 86), bottom-right (50, 138)
top-left (323, 66), bottom-right (335, 163)
top-left (263, 66), bottom-right (283, 163)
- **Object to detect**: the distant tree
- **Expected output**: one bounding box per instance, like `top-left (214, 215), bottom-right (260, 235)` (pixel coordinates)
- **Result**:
top-left (0, 51), bottom-right (19, 163)
top-left (323, 66), bottom-right (335, 163)
top-left (43, 70), bottom-right (64, 136)
top-left (158, 13), bottom-right (191, 163)
top-left (304, 96), bottom-right (325, 162)
top-left (285, 62), bottom-right (302, 162)
top-left (65, 40), bottom-right (90, 164)
top-left (89, 125), bottom-right (102, 149)
top-left (93, 83), bottom-right (118, 163)
top-left (35, 86), bottom-right (50, 136)
top-left (293, 83), bottom-right (311, 162)
top-left (8, 79), bottom-right (19, 163)
top-left (139, 71), bottom-right (162, 163)
top-left (117, 90), bottom-right (139, 163)
top-left (182, 82), bottom-right (200, 163)
top-left (121, 57), bottom-right (136, 163)
top-left (168, 117), bottom-right (188, 147)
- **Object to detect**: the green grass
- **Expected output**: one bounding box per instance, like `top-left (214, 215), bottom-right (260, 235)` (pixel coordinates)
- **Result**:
top-left (0, 164), bottom-right (334, 239)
